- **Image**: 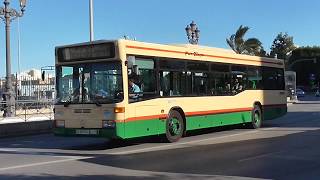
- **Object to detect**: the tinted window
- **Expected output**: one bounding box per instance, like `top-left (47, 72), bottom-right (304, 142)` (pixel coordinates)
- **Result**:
top-left (187, 62), bottom-right (209, 71)
top-left (159, 59), bottom-right (185, 70)
top-left (209, 63), bottom-right (232, 96)
top-left (262, 67), bottom-right (285, 90)
top-left (193, 72), bottom-right (209, 95)
top-left (159, 71), bottom-right (186, 96)
top-left (231, 65), bottom-right (247, 94)
top-left (247, 66), bottom-right (262, 90)
top-left (127, 57), bottom-right (157, 102)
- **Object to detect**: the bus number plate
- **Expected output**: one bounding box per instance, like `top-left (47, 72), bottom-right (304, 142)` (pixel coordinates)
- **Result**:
top-left (76, 129), bottom-right (99, 135)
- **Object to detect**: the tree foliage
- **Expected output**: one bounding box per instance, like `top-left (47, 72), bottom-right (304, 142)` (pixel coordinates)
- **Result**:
top-left (270, 32), bottom-right (296, 60)
top-left (226, 25), bottom-right (263, 56)
top-left (289, 47), bottom-right (320, 87)
top-left (290, 46), bottom-right (320, 59)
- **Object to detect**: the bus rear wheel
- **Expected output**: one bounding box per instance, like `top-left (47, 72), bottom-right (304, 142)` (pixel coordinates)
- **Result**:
top-left (249, 105), bottom-right (262, 129)
top-left (165, 110), bottom-right (184, 143)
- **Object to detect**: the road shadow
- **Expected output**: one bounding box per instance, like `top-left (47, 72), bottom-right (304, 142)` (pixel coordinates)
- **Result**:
top-left (77, 127), bottom-right (320, 180)
top-left (0, 174), bottom-right (215, 180)
top-left (0, 107), bottom-right (319, 151)
top-left (1, 127), bottom-right (320, 180)
top-left (0, 109), bottom-right (319, 179)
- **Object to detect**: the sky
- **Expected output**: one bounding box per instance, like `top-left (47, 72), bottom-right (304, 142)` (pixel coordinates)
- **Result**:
top-left (1, 0), bottom-right (320, 77)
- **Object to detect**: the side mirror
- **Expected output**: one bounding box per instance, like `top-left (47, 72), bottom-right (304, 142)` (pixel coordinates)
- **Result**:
top-left (127, 56), bottom-right (135, 68)
top-left (41, 71), bottom-right (45, 81)
top-left (133, 65), bottom-right (138, 75)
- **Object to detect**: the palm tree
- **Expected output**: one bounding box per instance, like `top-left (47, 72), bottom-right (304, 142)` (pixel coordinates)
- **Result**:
top-left (226, 25), bottom-right (263, 56)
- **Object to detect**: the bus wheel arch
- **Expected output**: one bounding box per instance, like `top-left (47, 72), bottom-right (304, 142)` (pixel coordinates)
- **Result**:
top-left (253, 101), bottom-right (263, 114)
top-left (250, 102), bottom-right (263, 129)
top-left (165, 107), bottom-right (186, 142)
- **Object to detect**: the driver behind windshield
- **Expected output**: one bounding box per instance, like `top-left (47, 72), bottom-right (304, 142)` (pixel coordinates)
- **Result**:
top-left (128, 77), bottom-right (141, 99)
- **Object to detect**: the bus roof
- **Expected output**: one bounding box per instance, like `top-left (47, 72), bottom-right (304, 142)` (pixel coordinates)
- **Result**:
top-left (120, 39), bottom-right (284, 68)
top-left (55, 39), bottom-right (284, 68)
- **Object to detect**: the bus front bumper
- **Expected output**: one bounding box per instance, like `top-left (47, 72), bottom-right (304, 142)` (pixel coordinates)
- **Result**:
top-left (53, 128), bottom-right (117, 138)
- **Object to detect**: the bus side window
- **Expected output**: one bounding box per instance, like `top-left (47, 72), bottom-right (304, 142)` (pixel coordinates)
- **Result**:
top-left (127, 56), bottom-right (157, 102)
top-left (247, 66), bottom-right (262, 90)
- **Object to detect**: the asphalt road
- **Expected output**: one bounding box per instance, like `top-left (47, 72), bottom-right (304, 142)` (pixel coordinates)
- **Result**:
top-left (0, 100), bottom-right (320, 180)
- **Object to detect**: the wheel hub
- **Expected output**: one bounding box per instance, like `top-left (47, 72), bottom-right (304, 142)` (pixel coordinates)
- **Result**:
top-left (169, 118), bottom-right (181, 135)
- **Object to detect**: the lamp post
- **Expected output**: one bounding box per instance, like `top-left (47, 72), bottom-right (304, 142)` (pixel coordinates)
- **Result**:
top-left (185, 21), bottom-right (200, 45)
top-left (89, 0), bottom-right (94, 41)
top-left (0, 0), bottom-right (26, 117)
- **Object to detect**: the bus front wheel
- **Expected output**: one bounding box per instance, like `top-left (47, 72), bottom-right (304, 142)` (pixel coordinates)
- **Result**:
top-left (249, 105), bottom-right (262, 129)
top-left (165, 110), bottom-right (184, 143)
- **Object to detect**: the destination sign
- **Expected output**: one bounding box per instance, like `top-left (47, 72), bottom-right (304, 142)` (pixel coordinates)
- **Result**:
top-left (57, 43), bottom-right (115, 62)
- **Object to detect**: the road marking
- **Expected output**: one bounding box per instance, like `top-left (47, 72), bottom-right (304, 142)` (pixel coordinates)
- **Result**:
top-left (0, 156), bottom-right (89, 172)
top-left (0, 148), bottom-right (19, 152)
top-left (111, 129), bottom-right (267, 155)
top-left (238, 151), bottom-right (285, 162)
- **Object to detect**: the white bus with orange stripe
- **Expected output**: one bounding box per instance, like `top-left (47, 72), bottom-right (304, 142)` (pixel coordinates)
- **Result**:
top-left (54, 39), bottom-right (286, 142)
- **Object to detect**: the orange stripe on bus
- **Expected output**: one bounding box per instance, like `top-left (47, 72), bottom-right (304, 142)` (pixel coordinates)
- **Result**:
top-left (126, 45), bottom-right (283, 66)
top-left (124, 114), bottom-right (167, 122)
top-left (120, 107), bottom-right (253, 123)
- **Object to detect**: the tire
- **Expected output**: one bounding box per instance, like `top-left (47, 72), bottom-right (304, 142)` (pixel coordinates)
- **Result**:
top-left (165, 110), bottom-right (184, 143)
top-left (249, 105), bottom-right (262, 129)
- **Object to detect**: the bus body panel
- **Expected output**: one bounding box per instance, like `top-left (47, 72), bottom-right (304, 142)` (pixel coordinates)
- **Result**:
top-left (54, 103), bottom-right (126, 139)
top-left (121, 90), bottom-right (286, 139)
top-left (54, 39), bottom-right (287, 140)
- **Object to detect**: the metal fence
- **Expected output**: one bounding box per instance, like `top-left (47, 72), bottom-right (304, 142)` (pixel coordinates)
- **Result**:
top-left (0, 74), bottom-right (55, 121)
top-left (0, 99), bottom-right (54, 121)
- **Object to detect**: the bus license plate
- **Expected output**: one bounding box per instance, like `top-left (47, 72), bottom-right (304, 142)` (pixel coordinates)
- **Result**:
top-left (75, 129), bottom-right (98, 135)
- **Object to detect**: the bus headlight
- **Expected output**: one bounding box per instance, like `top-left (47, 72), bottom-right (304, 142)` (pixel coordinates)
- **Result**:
top-left (102, 120), bottom-right (116, 128)
top-left (55, 120), bottom-right (65, 128)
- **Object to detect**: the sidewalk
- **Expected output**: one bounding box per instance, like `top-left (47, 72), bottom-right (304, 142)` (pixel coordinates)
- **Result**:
top-left (287, 95), bottom-right (320, 105)
top-left (0, 115), bottom-right (53, 138)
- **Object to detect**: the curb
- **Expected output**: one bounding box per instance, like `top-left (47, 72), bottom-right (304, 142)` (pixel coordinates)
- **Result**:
top-left (0, 120), bottom-right (53, 138)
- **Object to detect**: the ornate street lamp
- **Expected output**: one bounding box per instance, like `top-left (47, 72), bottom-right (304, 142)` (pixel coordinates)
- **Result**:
top-left (185, 21), bottom-right (200, 45)
top-left (0, 0), bottom-right (27, 117)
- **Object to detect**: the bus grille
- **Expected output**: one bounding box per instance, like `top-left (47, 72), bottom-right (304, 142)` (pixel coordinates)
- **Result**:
top-left (74, 109), bottom-right (92, 113)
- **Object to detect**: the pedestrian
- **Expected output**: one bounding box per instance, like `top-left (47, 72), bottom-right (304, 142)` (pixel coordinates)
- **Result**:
top-left (2, 93), bottom-right (7, 117)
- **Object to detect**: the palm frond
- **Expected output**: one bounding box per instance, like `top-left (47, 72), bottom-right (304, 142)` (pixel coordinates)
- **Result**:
top-left (226, 25), bottom-right (264, 55)
top-left (244, 38), bottom-right (262, 48)
top-left (234, 25), bottom-right (249, 53)
top-left (226, 35), bottom-right (237, 52)
top-left (235, 25), bottom-right (249, 39)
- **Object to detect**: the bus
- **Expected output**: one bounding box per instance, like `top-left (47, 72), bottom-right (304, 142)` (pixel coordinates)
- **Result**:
top-left (54, 39), bottom-right (287, 142)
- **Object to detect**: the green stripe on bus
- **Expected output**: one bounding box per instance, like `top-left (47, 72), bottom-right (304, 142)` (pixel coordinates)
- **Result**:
top-left (123, 111), bottom-right (252, 139)
top-left (186, 111), bottom-right (252, 130)
top-left (123, 118), bottom-right (165, 138)
top-left (54, 107), bottom-right (286, 139)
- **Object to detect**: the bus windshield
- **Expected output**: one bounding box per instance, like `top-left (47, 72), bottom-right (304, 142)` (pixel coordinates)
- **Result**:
top-left (56, 62), bottom-right (123, 104)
